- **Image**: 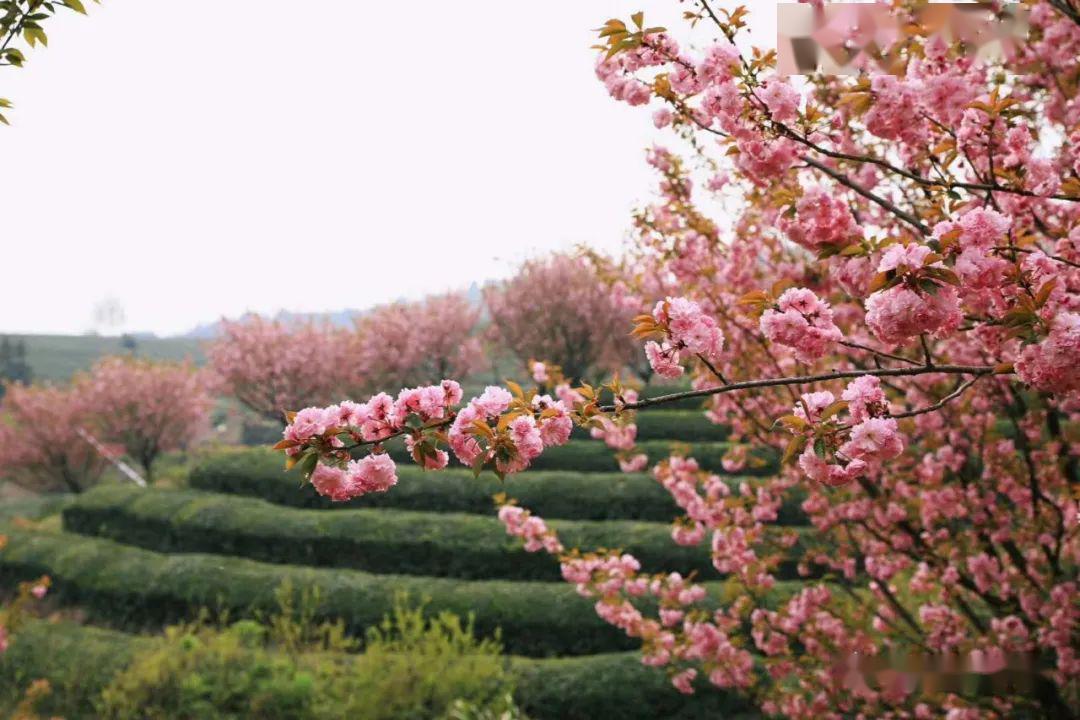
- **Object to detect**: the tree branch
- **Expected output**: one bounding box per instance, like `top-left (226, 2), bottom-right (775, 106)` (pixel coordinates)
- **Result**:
top-left (801, 156), bottom-right (930, 235)
top-left (602, 364), bottom-right (997, 412)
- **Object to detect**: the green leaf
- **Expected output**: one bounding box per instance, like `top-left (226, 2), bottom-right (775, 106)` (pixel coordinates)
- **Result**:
top-left (781, 435), bottom-right (807, 465)
top-left (819, 400), bottom-right (849, 421)
top-left (65, 0), bottom-right (87, 13)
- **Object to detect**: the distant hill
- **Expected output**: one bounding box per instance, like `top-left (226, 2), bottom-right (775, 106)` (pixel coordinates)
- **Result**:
top-left (7, 283), bottom-right (490, 382)
top-left (181, 282), bottom-right (486, 339)
top-left (8, 334), bottom-right (204, 383)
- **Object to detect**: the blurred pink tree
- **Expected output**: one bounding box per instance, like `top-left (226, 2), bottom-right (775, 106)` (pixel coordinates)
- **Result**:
top-left (206, 316), bottom-right (357, 422)
top-left (484, 253), bottom-right (641, 382)
top-left (352, 292), bottom-right (484, 388)
top-left (0, 382), bottom-right (108, 493)
top-left (77, 356), bottom-right (214, 480)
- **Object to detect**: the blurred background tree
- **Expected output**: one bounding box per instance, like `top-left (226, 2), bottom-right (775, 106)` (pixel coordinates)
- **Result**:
top-left (0, 336), bottom-right (32, 400)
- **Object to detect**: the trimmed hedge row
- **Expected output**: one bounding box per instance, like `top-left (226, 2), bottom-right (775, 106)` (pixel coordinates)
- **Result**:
top-left (0, 528), bottom-right (800, 657)
top-left (189, 448), bottom-right (807, 524)
top-left (63, 486), bottom-right (812, 581)
top-left (386, 439), bottom-right (773, 475)
top-left (0, 619), bottom-right (757, 720)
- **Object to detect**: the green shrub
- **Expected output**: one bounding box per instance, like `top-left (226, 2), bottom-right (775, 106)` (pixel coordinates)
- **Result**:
top-left (63, 486), bottom-right (810, 581)
top-left (189, 448), bottom-right (805, 524)
top-left (0, 620), bottom-right (148, 718)
top-left (335, 598), bottom-right (516, 720)
top-left (2, 619), bottom-right (754, 720)
top-left (98, 623), bottom-right (319, 720)
top-left (97, 593), bottom-right (515, 720)
top-left (0, 529), bottom-right (801, 657)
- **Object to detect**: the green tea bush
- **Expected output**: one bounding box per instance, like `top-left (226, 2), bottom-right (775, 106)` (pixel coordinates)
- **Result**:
top-left (66, 485), bottom-right (794, 581)
top-left (0, 528), bottom-right (802, 657)
top-left (388, 439), bottom-right (771, 475)
top-left (189, 448), bottom-right (804, 524)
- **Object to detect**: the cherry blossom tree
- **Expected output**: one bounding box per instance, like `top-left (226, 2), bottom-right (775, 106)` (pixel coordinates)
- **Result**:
top-left (0, 381), bottom-right (108, 493)
top-left (76, 357), bottom-right (214, 480)
top-left (484, 253), bottom-right (642, 382)
top-left (352, 291), bottom-right (484, 389)
top-left (206, 315), bottom-right (358, 423)
top-left (274, 2), bottom-right (1080, 717)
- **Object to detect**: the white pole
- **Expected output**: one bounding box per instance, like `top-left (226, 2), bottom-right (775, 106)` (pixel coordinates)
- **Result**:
top-left (76, 427), bottom-right (146, 487)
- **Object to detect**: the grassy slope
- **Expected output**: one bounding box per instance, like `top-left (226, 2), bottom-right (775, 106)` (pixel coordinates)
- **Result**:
top-left (12, 334), bottom-right (203, 382)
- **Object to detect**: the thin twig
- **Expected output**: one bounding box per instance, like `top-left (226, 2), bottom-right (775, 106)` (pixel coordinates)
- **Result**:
top-left (890, 375), bottom-right (984, 419)
top-left (602, 364), bottom-right (997, 412)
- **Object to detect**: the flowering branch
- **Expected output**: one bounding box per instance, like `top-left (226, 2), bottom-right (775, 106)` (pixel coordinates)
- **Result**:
top-left (600, 364), bottom-right (997, 413)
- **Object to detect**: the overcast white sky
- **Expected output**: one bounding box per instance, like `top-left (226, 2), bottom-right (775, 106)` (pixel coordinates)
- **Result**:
top-left (1, 1), bottom-right (774, 336)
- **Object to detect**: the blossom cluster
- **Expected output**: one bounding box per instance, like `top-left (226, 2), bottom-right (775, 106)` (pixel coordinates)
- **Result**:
top-left (277, 380), bottom-right (463, 501)
top-left (640, 297), bottom-right (724, 378)
top-left (279, 379), bottom-right (578, 500)
top-left (497, 504), bottom-right (562, 554)
top-left (448, 387), bottom-right (573, 474)
top-left (863, 243), bottom-right (964, 346)
top-left (759, 287), bottom-right (843, 363)
top-left (789, 376), bottom-right (904, 487)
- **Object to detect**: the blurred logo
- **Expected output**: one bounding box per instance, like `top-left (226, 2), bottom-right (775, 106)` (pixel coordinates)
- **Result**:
top-left (777, 2), bottom-right (1029, 75)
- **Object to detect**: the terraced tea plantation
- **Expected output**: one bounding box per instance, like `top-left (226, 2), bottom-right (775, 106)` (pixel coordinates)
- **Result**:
top-left (0, 410), bottom-right (801, 719)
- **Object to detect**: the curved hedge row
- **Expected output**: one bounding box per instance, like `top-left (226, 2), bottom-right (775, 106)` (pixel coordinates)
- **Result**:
top-left (0, 528), bottom-right (800, 657)
top-left (388, 439), bottom-right (773, 475)
top-left (189, 448), bottom-right (806, 524)
top-left (63, 486), bottom-right (812, 582)
top-left (0, 619), bottom-right (756, 720)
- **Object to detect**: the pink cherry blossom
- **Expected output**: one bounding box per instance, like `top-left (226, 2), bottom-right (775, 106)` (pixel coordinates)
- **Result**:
top-left (840, 376), bottom-right (888, 423)
top-left (353, 453), bottom-right (398, 494)
top-left (839, 417), bottom-right (905, 465)
top-left (759, 79), bottom-right (800, 122)
top-left (1016, 312), bottom-right (1080, 395)
top-left (645, 341), bottom-right (684, 378)
top-left (864, 285), bottom-right (963, 345)
top-left (759, 288), bottom-right (842, 362)
top-left (310, 463), bottom-right (356, 502)
top-left (779, 188), bottom-right (859, 251)
top-left (619, 453), bottom-right (649, 473)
